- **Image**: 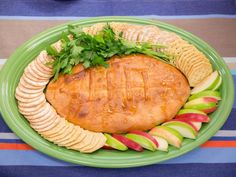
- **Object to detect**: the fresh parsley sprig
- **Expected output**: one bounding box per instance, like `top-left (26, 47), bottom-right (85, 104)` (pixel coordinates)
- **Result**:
top-left (46, 24), bottom-right (171, 81)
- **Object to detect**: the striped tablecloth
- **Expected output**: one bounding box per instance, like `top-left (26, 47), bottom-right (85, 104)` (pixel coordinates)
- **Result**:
top-left (0, 1), bottom-right (236, 177)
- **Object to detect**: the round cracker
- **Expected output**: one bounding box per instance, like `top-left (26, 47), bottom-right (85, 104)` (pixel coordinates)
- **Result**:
top-left (33, 61), bottom-right (52, 77)
top-left (80, 133), bottom-right (106, 153)
top-left (57, 124), bottom-right (78, 146)
top-left (19, 105), bottom-right (46, 116)
top-left (187, 63), bottom-right (213, 86)
top-left (33, 115), bottom-right (61, 133)
top-left (18, 101), bottom-right (46, 113)
top-left (28, 113), bottom-right (56, 125)
top-left (22, 73), bottom-right (49, 87)
top-left (15, 90), bottom-right (44, 102)
top-left (45, 119), bottom-right (69, 139)
top-left (28, 108), bottom-right (57, 124)
top-left (69, 131), bottom-right (94, 151)
top-left (35, 58), bottom-right (53, 74)
top-left (66, 127), bottom-right (86, 148)
top-left (18, 94), bottom-right (45, 108)
top-left (36, 51), bottom-right (53, 70)
top-left (17, 83), bottom-right (44, 94)
top-left (177, 48), bottom-right (197, 75)
top-left (33, 55), bottom-right (52, 73)
top-left (30, 113), bottom-right (57, 128)
top-left (91, 133), bottom-right (107, 152)
top-left (129, 27), bottom-right (140, 42)
top-left (58, 125), bottom-right (80, 147)
top-left (178, 51), bottom-right (203, 73)
top-left (30, 61), bottom-right (52, 78)
top-left (49, 122), bottom-right (74, 145)
top-left (138, 26), bottom-right (160, 43)
top-left (123, 26), bottom-right (139, 42)
top-left (79, 133), bottom-right (100, 153)
top-left (152, 31), bottom-right (180, 48)
top-left (26, 103), bottom-right (55, 121)
top-left (110, 23), bottom-right (131, 37)
top-left (181, 49), bottom-right (201, 72)
top-left (20, 102), bottom-right (50, 116)
top-left (19, 77), bottom-right (44, 90)
top-left (24, 68), bottom-right (49, 83)
top-left (140, 31), bottom-right (157, 43)
top-left (39, 117), bottom-right (65, 136)
top-left (28, 61), bottom-right (51, 79)
top-left (186, 60), bottom-right (211, 77)
top-left (25, 64), bottom-right (49, 81)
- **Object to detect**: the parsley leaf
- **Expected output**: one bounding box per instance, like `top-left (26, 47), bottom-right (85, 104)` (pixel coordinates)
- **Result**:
top-left (47, 24), bottom-right (171, 80)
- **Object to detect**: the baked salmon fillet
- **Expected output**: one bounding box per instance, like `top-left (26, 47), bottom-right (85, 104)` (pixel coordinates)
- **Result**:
top-left (46, 54), bottom-right (190, 133)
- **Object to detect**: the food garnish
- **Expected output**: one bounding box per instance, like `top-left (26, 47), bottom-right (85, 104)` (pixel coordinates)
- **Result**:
top-left (46, 24), bottom-right (171, 80)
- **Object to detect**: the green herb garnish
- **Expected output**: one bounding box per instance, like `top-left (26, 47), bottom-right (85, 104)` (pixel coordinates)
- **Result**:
top-left (47, 24), bottom-right (171, 81)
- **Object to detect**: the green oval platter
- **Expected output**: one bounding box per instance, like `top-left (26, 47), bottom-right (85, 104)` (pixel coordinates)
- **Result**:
top-left (0, 17), bottom-right (234, 168)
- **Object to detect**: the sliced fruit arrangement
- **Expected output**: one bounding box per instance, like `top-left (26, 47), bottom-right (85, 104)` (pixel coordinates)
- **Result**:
top-left (104, 134), bottom-right (128, 151)
top-left (184, 71), bottom-right (222, 114)
top-left (176, 109), bottom-right (210, 123)
top-left (125, 132), bottom-right (157, 151)
top-left (104, 130), bottom-right (167, 152)
top-left (103, 71), bottom-right (222, 152)
top-left (103, 131), bottom-right (159, 152)
top-left (184, 97), bottom-right (218, 113)
top-left (113, 134), bottom-right (143, 152)
top-left (162, 120), bottom-right (197, 139)
top-left (149, 126), bottom-right (183, 148)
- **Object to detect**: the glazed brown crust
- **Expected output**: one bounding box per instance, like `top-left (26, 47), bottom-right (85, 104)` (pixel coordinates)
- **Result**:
top-left (46, 54), bottom-right (190, 133)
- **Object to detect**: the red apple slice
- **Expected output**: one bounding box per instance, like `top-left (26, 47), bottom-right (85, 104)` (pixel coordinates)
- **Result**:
top-left (112, 134), bottom-right (143, 152)
top-left (204, 97), bottom-right (218, 103)
top-left (129, 130), bottom-right (158, 148)
top-left (175, 113), bottom-right (210, 122)
top-left (184, 97), bottom-right (217, 112)
top-left (203, 106), bottom-right (217, 113)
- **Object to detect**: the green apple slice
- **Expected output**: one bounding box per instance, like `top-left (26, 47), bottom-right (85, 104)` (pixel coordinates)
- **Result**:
top-left (153, 136), bottom-right (168, 152)
top-left (184, 98), bottom-right (217, 112)
top-left (162, 121), bottom-right (197, 139)
top-left (189, 90), bottom-right (221, 101)
top-left (125, 133), bottom-right (156, 151)
top-left (149, 126), bottom-right (183, 148)
top-left (177, 109), bottom-right (206, 115)
top-left (191, 71), bottom-right (219, 94)
top-left (104, 133), bottom-right (128, 151)
top-left (212, 76), bottom-right (222, 91)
